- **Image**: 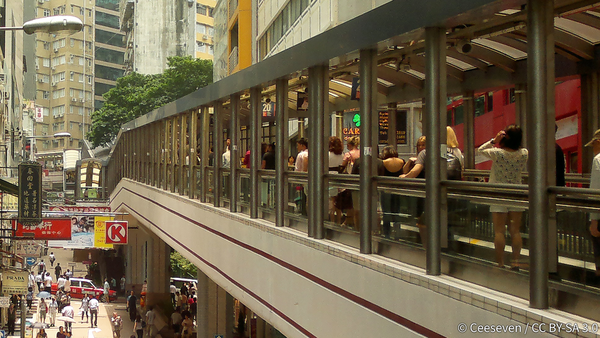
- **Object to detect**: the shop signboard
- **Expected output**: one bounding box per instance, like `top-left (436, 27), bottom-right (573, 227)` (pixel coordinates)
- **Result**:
top-left (2, 270), bottom-right (28, 295)
top-left (15, 241), bottom-right (44, 257)
top-left (47, 207), bottom-right (110, 249)
top-left (18, 162), bottom-right (42, 226)
top-left (13, 218), bottom-right (71, 240)
top-left (94, 216), bottom-right (113, 249)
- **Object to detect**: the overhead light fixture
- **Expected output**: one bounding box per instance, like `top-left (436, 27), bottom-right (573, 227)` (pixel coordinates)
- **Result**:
top-left (456, 40), bottom-right (473, 55)
top-left (396, 55), bottom-right (411, 72)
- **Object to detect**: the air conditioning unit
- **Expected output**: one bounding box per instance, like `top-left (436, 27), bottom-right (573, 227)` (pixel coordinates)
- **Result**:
top-left (203, 35), bottom-right (208, 40)
top-left (38, 78), bottom-right (44, 83)
top-left (54, 48), bottom-right (59, 53)
top-left (51, 82), bottom-right (57, 86)
top-left (71, 98), bottom-right (77, 102)
top-left (51, 67), bottom-right (55, 71)
top-left (38, 0), bottom-right (44, 3)
top-left (80, 99), bottom-right (85, 103)
top-left (35, 65), bottom-right (39, 70)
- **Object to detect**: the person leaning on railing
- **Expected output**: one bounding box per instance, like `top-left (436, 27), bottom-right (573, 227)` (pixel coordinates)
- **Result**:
top-left (584, 129), bottom-right (600, 277)
top-left (478, 124), bottom-right (528, 270)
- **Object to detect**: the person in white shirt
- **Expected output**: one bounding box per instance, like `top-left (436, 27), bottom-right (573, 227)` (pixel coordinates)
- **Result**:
top-left (295, 138), bottom-right (309, 172)
top-left (145, 306), bottom-right (156, 338)
top-left (170, 284), bottom-right (177, 306)
top-left (585, 129), bottom-right (600, 277)
top-left (478, 125), bottom-right (528, 269)
top-left (88, 295), bottom-right (99, 328)
top-left (28, 272), bottom-right (35, 290)
top-left (103, 279), bottom-right (111, 303)
top-left (80, 294), bottom-right (89, 322)
top-left (48, 298), bottom-right (58, 327)
top-left (64, 277), bottom-right (71, 293)
top-left (61, 303), bottom-right (74, 332)
top-left (35, 273), bottom-right (43, 293)
top-left (57, 276), bottom-right (66, 290)
top-left (49, 252), bottom-right (55, 267)
top-left (44, 272), bottom-right (53, 292)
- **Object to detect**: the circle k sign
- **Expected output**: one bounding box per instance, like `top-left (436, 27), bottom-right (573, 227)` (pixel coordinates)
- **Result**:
top-left (105, 221), bottom-right (128, 244)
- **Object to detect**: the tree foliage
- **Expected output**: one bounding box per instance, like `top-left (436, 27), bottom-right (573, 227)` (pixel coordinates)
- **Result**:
top-left (170, 251), bottom-right (197, 278)
top-left (88, 56), bottom-right (213, 147)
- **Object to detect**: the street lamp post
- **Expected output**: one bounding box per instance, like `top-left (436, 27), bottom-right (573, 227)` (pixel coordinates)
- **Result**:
top-left (25, 132), bottom-right (72, 161)
top-left (0, 16), bottom-right (82, 338)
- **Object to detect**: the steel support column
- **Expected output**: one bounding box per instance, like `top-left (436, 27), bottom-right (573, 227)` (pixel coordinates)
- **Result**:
top-left (250, 87), bottom-right (261, 218)
top-left (315, 65), bottom-right (329, 239)
top-left (230, 94), bottom-right (240, 212)
top-left (387, 103), bottom-right (397, 147)
top-left (424, 27), bottom-right (446, 275)
top-left (359, 49), bottom-right (378, 254)
top-left (200, 107), bottom-right (210, 203)
top-left (189, 110), bottom-right (198, 199)
top-left (527, 0), bottom-right (554, 309)
top-left (515, 84), bottom-right (528, 148)
top-left (581, 73), bottom-right (600, 173)
top-left (463, 92), bottom-right (475, 170)
top-left (179, 114), bottom-right (187, 195)
top-left (307, 65), bottom-right (328, 238)
top-left (275, 79), bottom-right (289, 227)
top-left (214, 103), bottom-right (223, 207)
top-left (170, 116), bottom-right (177, 193)
top-left (162, 120), bottom-right (168, 190)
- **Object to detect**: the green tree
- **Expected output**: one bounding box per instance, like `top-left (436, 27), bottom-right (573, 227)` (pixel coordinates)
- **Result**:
top-left (170, 251), bottom-right (197, 278)
top-left (88, 56), bottom-right (213, 147)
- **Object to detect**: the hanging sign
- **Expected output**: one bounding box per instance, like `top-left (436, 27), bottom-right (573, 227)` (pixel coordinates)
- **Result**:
top-left (18, 162), bottom-right (42, 226)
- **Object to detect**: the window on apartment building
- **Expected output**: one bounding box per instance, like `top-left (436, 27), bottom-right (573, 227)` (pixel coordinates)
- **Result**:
top-left (96, 0), bottom-right (119, 11)
top-left (43, 42), bottom-right (50, 50)
top-left (197, 4), bottom-right (207, 15)
top-left (43, 9), bottom-right (50, 17)
top-left (196, 23), bottom-right (206, 34)
top-left (95, 29), bottom-right (125, 47)
top-left (95, 65), bottom-right (122, 81)
top-left (60, 6), bottom-right (65, 14)
top-left (42, 91), bottom-right (50, 100)
top-left (53, 8), bottom-right (59, 15)
top-left (69, 89), bottom-right (74, 97)
top-left (80, 8), bottom-right (84, 15)
top-left (87, 75), bottom-right (92, 84)
top-left (96, 48), bottom-right (124, 64)
top-left (41, 75), bottom-right (50, 83)
top-left (69, 106), bottom-right (73, 115)
top-left (43, 58), bottom-right (50, 67)
top-left (209, 45), bottom-right (214, 55)
top-left (95, 83), bottom-right (114, 96)
top-left (88, 59), bottom-right (92, 67)
top-left (71, 5), bottom-right (74, 13)
top-left (43, 108), bottom-right (49, 116)
top-left (79, 90), bottom-right (84, 99)
top-left (95, 12), bottom-right (120, 29)
top-left (196, 42), bottom-right (206, 53)
top-left (208, 27), bottom-right (214, 36)
top-left (52, 106), bottom-right (65, 118)
top-left (52, 89), bottom-right (65, 99)
top-left (78, 107), bottom-right (84, 115)
top-left (42, 125), bottom-right (49, 134)
top-left (79, 74), bottom-right (84, 83)
top-left (208, 7), bottom-right (214, 17)
top-left (70, 72), bottom-right (74, 81)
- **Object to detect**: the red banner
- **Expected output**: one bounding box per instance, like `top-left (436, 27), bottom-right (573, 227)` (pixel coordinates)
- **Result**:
top-left (13, 218), bottom-right (72, 240)
top-left (49, 206), bottom-right (111, 212)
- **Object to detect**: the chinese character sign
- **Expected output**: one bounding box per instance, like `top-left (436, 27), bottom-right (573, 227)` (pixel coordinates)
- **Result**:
top-left (18, 162), bottom-right (42, 226)
top-left (13, 219), bottom-right (72, 240)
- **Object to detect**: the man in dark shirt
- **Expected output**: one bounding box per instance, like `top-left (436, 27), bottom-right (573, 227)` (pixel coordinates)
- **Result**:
top-left (262, 143), bottom-right (276, 170)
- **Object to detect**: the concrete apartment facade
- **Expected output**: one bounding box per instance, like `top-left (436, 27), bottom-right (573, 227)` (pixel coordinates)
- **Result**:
top-left (121, 0), bottom-right (215, 75)
top-left (33, 0), bottom-right (125, 155)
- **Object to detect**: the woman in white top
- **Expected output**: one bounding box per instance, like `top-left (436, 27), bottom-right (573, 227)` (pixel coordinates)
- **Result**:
top-left (328, 137), bottom-right (344, 223)
top-left (478, 124), bottom-right (528, 269)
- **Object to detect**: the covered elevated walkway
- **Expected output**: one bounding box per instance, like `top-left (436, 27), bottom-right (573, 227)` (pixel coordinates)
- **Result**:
top-left (105, 0), bottom-right (600, 336)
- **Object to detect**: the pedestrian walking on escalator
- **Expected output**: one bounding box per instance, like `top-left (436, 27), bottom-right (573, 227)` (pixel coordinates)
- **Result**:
top-left (478, 125), bottom-right (527, 270)
top-left (585, 129), bottom-right (600, 278)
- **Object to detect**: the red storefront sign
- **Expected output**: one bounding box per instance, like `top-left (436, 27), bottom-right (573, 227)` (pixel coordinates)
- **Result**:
top-left (13, 218), bottom-right (72, 240)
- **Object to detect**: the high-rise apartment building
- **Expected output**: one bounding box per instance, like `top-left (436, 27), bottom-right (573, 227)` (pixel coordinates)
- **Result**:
top-left (213, 0), bottom-right (252, 81)
top-left (33, 0), bottom-right (125, 154)
top-left (195, 0), bottom-right (216, 61)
